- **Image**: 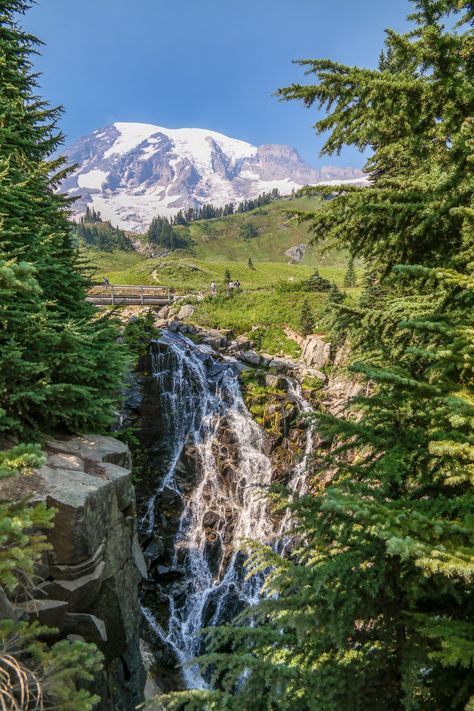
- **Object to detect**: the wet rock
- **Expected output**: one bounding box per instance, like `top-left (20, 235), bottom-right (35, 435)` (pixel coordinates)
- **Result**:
top-left (144, 538), bottom-right (165, 564)
top-left (202, 510), bottom-right (221, 528)
top-left (174, 444), bottom-right (201, 493)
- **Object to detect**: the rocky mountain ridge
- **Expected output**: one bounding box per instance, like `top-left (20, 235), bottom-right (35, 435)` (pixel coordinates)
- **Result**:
top-left (62, 122), bottom-right (366, 232)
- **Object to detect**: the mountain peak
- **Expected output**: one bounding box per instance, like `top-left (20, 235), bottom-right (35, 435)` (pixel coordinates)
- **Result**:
top-left (62, 121), bottom-right (365, 232)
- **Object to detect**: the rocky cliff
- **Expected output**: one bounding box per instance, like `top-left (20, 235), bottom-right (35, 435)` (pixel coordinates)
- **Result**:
top-left (0, 435), bottom-right (147, 710)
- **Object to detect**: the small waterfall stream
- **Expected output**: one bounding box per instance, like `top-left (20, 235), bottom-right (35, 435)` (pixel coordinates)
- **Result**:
top-left (138, 332), bottom-right (314, 689)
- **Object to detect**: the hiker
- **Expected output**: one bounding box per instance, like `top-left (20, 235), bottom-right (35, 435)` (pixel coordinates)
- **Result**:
top-left (102, 277), bottom-right (110, 289)
top-left (235, 280), bottom-right (241, 291)
top-left (210, 281), bottom-right (217, 296)
top-left (228, 280), bottom-right (235, 295)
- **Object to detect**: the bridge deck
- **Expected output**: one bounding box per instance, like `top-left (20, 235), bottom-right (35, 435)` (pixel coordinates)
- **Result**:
top-left (87, 284), bottom-right (173, 306)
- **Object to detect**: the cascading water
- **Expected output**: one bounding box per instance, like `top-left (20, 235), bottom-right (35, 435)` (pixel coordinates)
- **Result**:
top-left (138, 331), bottom-right (314, 689)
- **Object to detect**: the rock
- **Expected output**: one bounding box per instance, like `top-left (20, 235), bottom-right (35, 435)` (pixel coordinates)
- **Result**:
top-left (168, 319), bottom-right (181, 332)
top-left (229, 335), bottom-right (251, 352)
top-left (299, 367), bottom-right (326, 382)
top-left (48, 453), bottom-right (85, 471)
top-left (265, 374), bottom-right (289, 390)
top-left (157, 305), bottom-right (170, 319)
top-left (202, 510), bottom-right (221, 528)
top-left (64, 612), bottom-right (108, 643)
top-left (301, 335), bottom-right (332, 368)
top-left (133, 535), bottom-right (148, 580)
top-left (177, 304), bottom-right (195, 320)
top-left (174, 444), bottom-right (201, 493)
top-left (144, 539), bottom-right (165, 564)
top-left (285, 243), bottom-right (307, 264)
top-left (24, 436), bottom-right (146, 710)
top-left (16, 599), bottom-right (69, 630)
top-left (268, 357), bottom-right (293, 374)
top-left (240, 350), bottom-right (261, 366)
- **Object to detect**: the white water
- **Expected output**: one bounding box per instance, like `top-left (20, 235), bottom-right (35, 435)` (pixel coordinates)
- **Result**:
top-left (141, 332), bottom-right (314, 689)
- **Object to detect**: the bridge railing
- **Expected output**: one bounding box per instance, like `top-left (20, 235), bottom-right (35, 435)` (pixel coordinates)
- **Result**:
top-left (87, 284), bottom-right (173, 305)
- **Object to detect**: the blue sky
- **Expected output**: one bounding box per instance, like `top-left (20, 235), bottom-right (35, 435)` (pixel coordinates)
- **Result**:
top-left (23, 0), bottom-right (412, 168)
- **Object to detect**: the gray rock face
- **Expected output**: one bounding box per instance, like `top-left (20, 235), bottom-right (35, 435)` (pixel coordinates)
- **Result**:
top-left (3, 436), bottom-right (147, 711)
top-left (301, 335), bottom-right (332, 369)
top-left (177, 304), bottom-right (195, 320)
top-left (285, 243), bottom-right (307, 264)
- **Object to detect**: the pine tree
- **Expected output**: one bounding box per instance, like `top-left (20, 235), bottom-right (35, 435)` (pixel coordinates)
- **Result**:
top-left (0, 0), bottom-right (126, 438)
top-left (343, 257), bottom-right (357, 288)
top-left (299, 298), bottom-right (314, 336)
top-left (306, 268), bottom-right (332, 292)
top-left (157, 3), bottom-right (474, 709)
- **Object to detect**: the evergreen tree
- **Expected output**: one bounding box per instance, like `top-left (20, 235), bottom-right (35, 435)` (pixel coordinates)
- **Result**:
top-left (223, 268), bottom-right (231, 283)
top-left (248, 257), bottom-right (255, 270)
top-left (328, 282), bottom-right (344, 303)
top-left (299, 298), bottom-right (314, 336)
top-left (343, 256), bottom-right (357, 288)
top-left (306, 268), bottom-right (332, 292)
top-left (157, 3), bottom-right (474, 709)
top-left (0, 0), bottom-right (126, 438)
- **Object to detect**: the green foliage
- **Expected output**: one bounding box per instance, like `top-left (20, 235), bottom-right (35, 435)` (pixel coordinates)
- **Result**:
top-left (306, 268), bottom-right (332, 292)
top-left (123, 311), bottom-right (161, 358)
top-left (73, 216), bottom-right (133, 252)
top-left (223, 268), bottom-right (231, 283)
top-left (239, 221), bottom-right (259, 240)
top-left (343, 257), bottom-right (357, 288)
top-left (299, 298), bottom-right (315, 336)
top-left (158, 2), bottom-right (474, 709)
top-left (0, 0), bottom-right (126, 438)
top-left (148, 216), bottom-right (187, 250)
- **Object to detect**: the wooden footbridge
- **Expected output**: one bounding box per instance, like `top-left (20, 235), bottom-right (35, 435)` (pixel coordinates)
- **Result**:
top-left (87, 284), bottom-right (174, 306)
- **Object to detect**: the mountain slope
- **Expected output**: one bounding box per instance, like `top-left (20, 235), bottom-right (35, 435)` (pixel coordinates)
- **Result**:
top-left (63, 122), bottom-right (365, 232)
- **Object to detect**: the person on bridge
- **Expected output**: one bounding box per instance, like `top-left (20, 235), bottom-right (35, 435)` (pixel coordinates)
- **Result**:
top-left (102, 277), bottom-right (110, 289)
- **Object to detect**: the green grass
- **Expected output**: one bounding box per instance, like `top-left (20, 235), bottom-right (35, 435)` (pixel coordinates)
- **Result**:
top-left (83, 195), bottom-right (363, 355)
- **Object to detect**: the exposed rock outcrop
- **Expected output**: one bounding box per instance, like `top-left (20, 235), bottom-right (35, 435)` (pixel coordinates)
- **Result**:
top-left (0, 435), bottom-right (147, 710)
top-left (301, 335), bottom-right (332, 369)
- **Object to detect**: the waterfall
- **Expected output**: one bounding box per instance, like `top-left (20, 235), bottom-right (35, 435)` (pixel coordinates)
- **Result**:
top-left (139, 332), bottom-right (314, 689)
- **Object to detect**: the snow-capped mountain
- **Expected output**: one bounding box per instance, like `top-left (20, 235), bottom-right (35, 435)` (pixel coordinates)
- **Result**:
top-left (62, 122), bottom-right (366, 232)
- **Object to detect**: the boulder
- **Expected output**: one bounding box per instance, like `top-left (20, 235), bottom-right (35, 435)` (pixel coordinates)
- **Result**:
top-left (157, 305), bottom-right (170, 319)
top-left (265, 374), bottom-right (289, 391)
top-left (240, 350), bottom-right (261, 367)
top-left (16, 599), bottom-right (69, 630)
top-left (301, 335), bottom-right (331, 369)
top-left (268, 357), bottom-right (293, 374)
top-left (177, 304), bottom-right (195, 320)
top-left (64, 612), bottom-right (108, 643)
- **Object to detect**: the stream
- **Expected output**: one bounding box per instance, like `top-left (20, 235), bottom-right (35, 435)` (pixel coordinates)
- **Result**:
top-left (135, 331), bottom-right (314, 689)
